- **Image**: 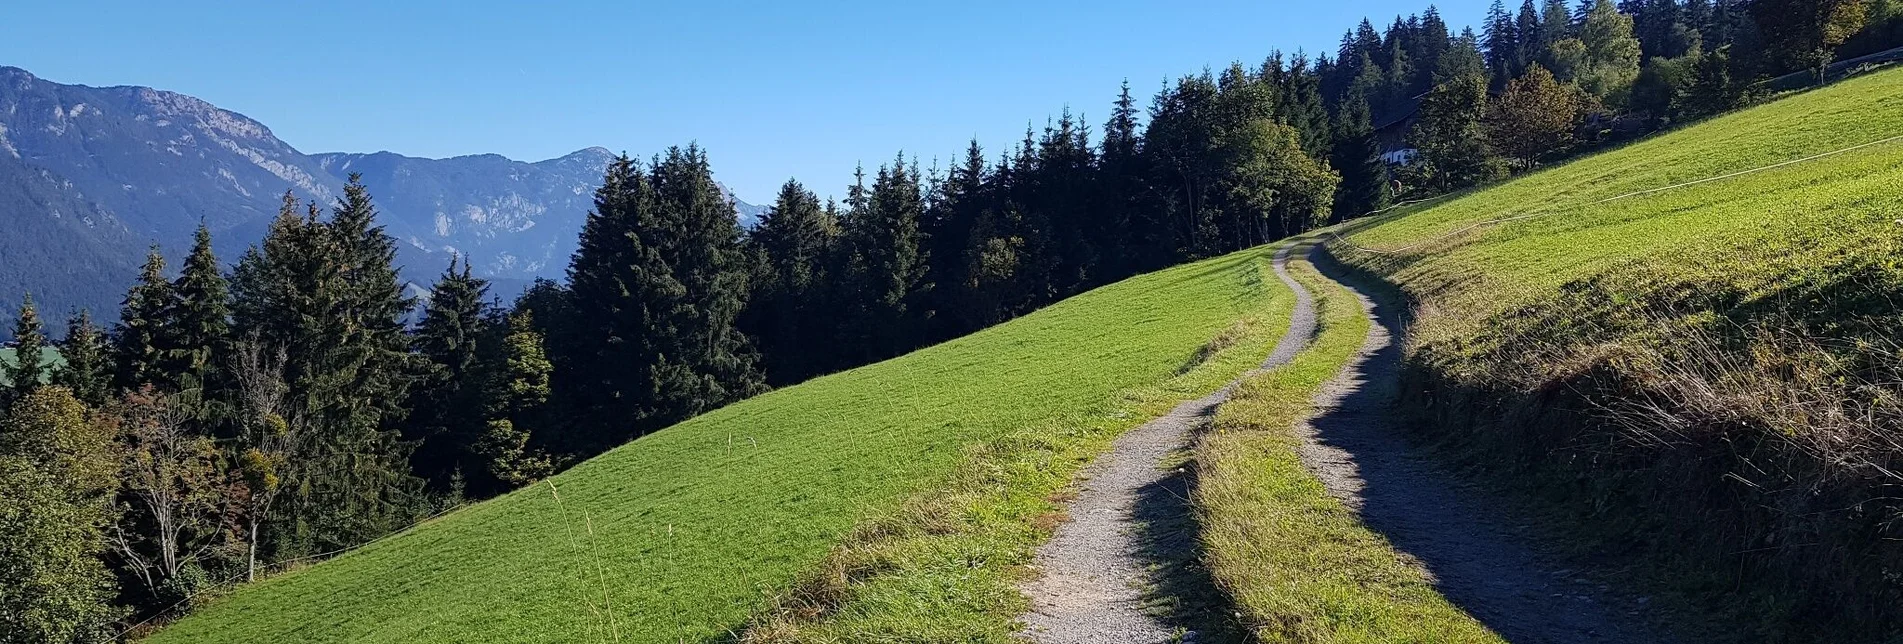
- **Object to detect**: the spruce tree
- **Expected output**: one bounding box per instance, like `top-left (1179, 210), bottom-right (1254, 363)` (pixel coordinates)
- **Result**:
top-left (1332, 90), bottom-right (1394, 219)
top-left (1518, 0), bottom-right (1546, 74)
top-left (116, 247), bottom-right (175, 391)
top-left (1280, 54), bottom-right (1333, 160)
top-left (646, 145), bottom-right (765, 427)
top-left (54, 311), bottom-right (112, 407)
top-left (406, 258), bottom-right (491, 491)
top-left (474, 309), bottom-right (554, 491)
top-left (230, 182), bottom-right (424, 556)
top-left (842, 153), bottom-right (931, 359)
top-left (170, 224), bottom-right (232, 395)
top-left (743, 179), bottom-right (837, 385)
top-left (563, 148), bottom-right (764, 452)
top-left (1418, 7), bottom-right (1455, 91)
top-left (310, 174), bottom-right (424, 546)
top-left (3, 295), bottom-right (50, 401)
top-left (1486, 0), bottom-right (1524, 88)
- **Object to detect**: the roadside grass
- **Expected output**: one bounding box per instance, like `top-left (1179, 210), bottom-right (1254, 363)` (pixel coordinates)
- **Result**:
top-left (740, 246), bottom-right (1296, 643)
top-left (145, 244), bottom-right (1287, 644)
top-left (1333, 67), bottom-right (1903, 640)
top-left (1193, 248), bottom-right (1504, 644)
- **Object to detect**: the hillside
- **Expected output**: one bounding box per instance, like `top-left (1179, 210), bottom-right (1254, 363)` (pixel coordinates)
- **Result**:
top-left (144, 244), bottom-right (1293, 643)
top-left (1330, 66), bottom-right (1903, 640)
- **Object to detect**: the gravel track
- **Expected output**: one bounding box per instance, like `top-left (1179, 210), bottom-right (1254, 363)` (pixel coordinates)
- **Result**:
top-left (1020, 242), bottom-right (1675, 644)
top-left (1018, 244), bottom-right (1317, 644)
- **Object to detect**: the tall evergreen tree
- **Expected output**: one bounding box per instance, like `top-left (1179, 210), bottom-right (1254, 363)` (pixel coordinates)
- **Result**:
top-left (54, 311), bottom-right (112, 407)
top-left (841, 153), bottom-right (932, 358)
top-left (170, 224), bottom-right (231, 397)
top-left (230, 182), bottom-right (424, 557)
top-left (1517, 0), bottom-right (1547, 74)
top-left (473, 309), bottom-right (554, 492)
top-left (1332, 89), bottom-right (1394, 219)
top-left (1415, 32), bottom-right (1506, 189)
top-left (742, 179), bottom-right (838, 384)
top-left (115, 247), bottom-right (174, 392)
top-left (3, 295), bottom-right (50, 401)
top-left (406, 258), bottom-right (491, 492)
top-left (1418, 7), bottom-right (1455, 91)
top-left (1280, 54), bottom-right (1333, 159)
top-left (1486, 0), bottom-right (1524, 87)
top-left (563, 148), bottom-right (763, 452)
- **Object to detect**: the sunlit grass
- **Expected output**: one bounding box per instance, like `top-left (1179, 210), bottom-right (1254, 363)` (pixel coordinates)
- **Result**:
top-left (148, 244), bottom-right (1289, 643)
top-left (1193, 246), bottom-right (1504, 644)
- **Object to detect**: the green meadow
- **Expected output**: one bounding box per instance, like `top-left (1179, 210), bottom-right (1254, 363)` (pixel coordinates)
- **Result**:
top-left (149, 244), bottom-right (1291, 643)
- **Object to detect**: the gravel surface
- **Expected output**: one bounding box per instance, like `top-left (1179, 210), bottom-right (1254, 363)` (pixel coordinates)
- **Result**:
top-left (1018, 244), bottom-right (1318, 644)
top-left (1298, 248), bottom-right (1674, 644)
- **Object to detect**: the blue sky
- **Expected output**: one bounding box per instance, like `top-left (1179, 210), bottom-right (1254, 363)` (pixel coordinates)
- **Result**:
top-left (1, 0), bottom-right (1491, 204)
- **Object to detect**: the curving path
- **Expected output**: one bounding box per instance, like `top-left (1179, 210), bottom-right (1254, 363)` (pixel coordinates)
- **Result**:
top-left (1021, 241), bottom-right (1676, 644)
top-left (1298, 247), bottom-right (1674, 644)
top-left (1018, 242), bottom-right (1318, 643)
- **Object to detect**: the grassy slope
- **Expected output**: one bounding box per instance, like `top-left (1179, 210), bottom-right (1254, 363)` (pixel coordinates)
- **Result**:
top-left (1334, 68), bottom-right (1903, 639)
top-left (150, 245), bottom-right (1289, 643)
top-left (1344, 68), bottom-right (1903, 315)
top-left (1194, 245), bottom-right (1503, 644)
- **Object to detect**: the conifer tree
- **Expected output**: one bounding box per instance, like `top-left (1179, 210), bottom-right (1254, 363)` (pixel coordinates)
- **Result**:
top-left (743, 179), bottom-right (837, 384)
top-left (1517, 0), bottom-right (1546, 74)
top-left (230, 183), bottom-right (423, 556)
top-left (4, 294), bottom-right (50, 401)
top-left (1418, 7), bottom-right (1455, 90)
top-left (842, 154), bottom-right (932, 358)
top-left (1280, 55), bottom-right (1333, 159)
top-left (474, 310), bottom-right (554, 491)
top-left (1332, 90), bottom-right (1394, 219)
top-left (169, 225), bottom-right (231, 396)
top-left (115, 247), bottom-right (174, 392)
top-left (1486, 0), bottom-right (1524, 87)
top-left (54, 311), bottom-right (112, 407)
top-left (564, 148), bottom-right (763, 452)
top-left (406, 258), bottom-right (490, 491)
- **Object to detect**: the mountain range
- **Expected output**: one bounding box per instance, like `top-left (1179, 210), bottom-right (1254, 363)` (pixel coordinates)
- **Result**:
top-left (0, 65), bottom-right (763, 334)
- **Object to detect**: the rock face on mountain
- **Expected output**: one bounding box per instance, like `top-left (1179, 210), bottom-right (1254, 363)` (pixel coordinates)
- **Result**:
top-left (310, 147), bottom-right (615, 279)
top-left (0, 65), bottom-right (761, 334)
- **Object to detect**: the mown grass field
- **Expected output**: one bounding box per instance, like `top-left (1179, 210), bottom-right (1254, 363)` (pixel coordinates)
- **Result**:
top-left (1333, 67), bottom-right (1903, 640)
top-left (148, 244), bottom-right (1291, 643)
top-left (1193, 244), bottom-right (1503, 644)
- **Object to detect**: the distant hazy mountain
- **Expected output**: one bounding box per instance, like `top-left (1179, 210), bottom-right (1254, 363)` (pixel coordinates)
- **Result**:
top-left (0, 65), bottom-right (763, 334)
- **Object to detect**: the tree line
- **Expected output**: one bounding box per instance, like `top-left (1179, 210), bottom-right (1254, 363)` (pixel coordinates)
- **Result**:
top-left (1, 0), bottom-right (1896, 640)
